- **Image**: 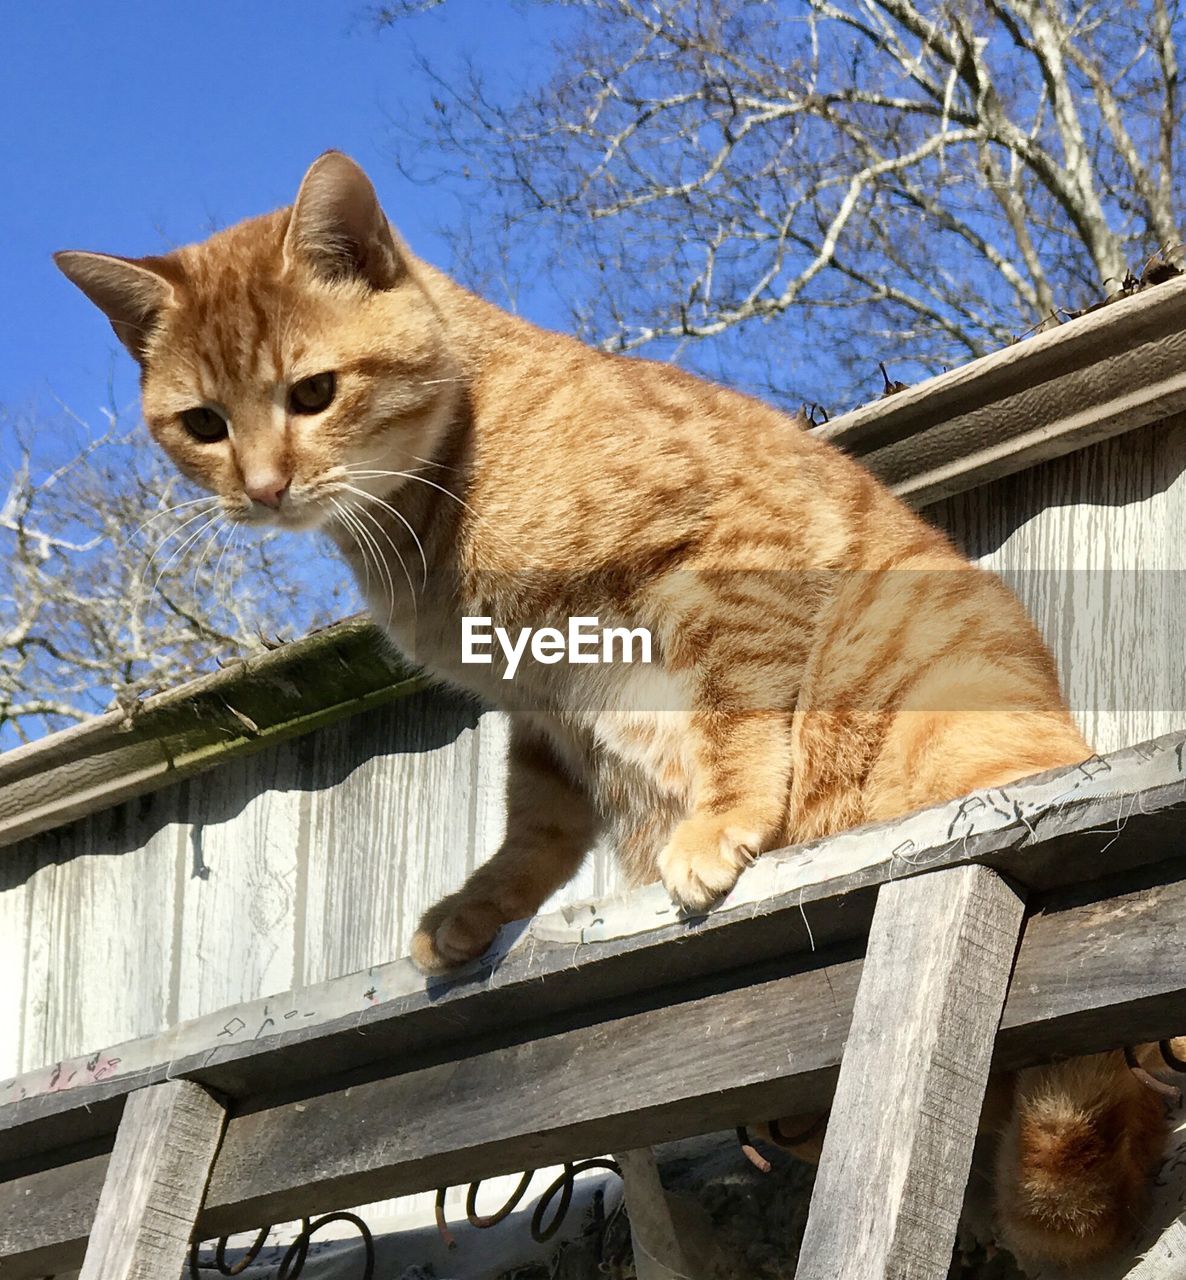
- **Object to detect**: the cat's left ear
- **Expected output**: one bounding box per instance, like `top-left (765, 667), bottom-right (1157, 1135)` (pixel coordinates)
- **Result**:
top-left (284, 151), bottom-right (404, 289)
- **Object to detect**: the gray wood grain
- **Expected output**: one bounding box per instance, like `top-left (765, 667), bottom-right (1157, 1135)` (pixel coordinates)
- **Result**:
top-left (795, 867), bottom-right (1025, 1280)
top-left (3, 870), bottom-right (1184, 1278)
top-left (926, 415), bottom-right (1186, 755)
top-left (77, 1079), bottom-right (226, 1280)
top-left (13, 796), bottom-right (184, 1074)
top-left (300, 700), bottom-right (502, 981)
top-left (4, 727), bottom-right (1182, 1159)
top-left (174, 743), bottom-right (306, 1023)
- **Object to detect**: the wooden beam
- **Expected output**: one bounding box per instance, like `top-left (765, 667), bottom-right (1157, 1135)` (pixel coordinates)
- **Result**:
top-left (3, 871), bottom-right (1183, 1279)
top-left (77, 1080), bottom-right (226, 1280)
top-left (818, 275), bottom-right (1186, 506)
top-left (795, 865), bottom-right (1025, 1280)
top-left (4, 731), bottom-right (1184, 1168)
top-left (0, 615), bottom-right (422, 851)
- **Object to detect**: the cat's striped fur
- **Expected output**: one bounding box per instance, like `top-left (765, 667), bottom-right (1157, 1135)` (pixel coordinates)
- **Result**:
top-left (56, 151), bottom-right (1171, 1268)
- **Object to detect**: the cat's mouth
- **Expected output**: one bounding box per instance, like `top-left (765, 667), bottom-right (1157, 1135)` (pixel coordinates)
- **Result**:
top-left (226, 491), bottom-right (332, 533)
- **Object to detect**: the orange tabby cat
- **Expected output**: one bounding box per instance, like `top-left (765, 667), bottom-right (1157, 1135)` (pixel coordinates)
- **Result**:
top-left (56, 151), bottom-right (1170, 1267)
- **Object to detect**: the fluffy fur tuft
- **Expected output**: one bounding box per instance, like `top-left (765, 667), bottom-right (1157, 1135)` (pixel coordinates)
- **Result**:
top-left (995, 1051), bottom-right (1170, 1266)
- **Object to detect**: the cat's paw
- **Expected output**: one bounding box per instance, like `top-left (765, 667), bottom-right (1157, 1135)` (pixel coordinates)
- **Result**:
top-left (410, 897), bottom-right (506, 975)
top-left (657, 813), bottom-right (761, 912)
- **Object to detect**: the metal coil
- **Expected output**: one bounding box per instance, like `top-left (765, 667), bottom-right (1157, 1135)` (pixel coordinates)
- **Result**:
top-left (434, 1158), bottom-right (622, 1250)
top-left (190, 1211), bottom-right (375, 1278)
top-left (1126, 1043), bottom-right (1185, 1106)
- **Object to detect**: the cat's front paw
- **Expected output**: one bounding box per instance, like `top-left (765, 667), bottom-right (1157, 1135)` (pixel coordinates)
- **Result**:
top-left (410, 896), bottom-right (506, 975)
top-left (657, 813), bottom-right (761, 912)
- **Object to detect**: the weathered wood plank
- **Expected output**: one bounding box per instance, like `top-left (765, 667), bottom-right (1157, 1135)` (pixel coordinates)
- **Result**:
top-left (300, 696), bottom-right (492, 983)
top-left (77, 1080), bottom-right (226, 1280)
top-left (2, 871), bottom-right (1184, 1278)
top-left (174, 744), bottom-right (305, 1023)
top-left (0, 842), bottom-right (33, 1078)
top-left (795, 865), bottom-right (1025, 1280)
top-left (928, 415), bottom-right (1186, 755)
top-left (15, 797), bottom-right (184, 1074)
top-left (296, 697), bottom-right (508, 1235)
top-left (4, 731), bottom-right (1182, 1157)
top-left (0, 616), bottom-right (423, 852)
top-left (993, 864), bottom-right (1186, 1067)
top-left (0, 1150), bottom-right (108, 1278)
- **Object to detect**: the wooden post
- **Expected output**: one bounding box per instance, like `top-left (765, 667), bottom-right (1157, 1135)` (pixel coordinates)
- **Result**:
top-left (795, 864), bottom-right (1025, 1280)
top-left (615, 1147), bottom-right (705, 1280)
top-left (78, 1079), bottom-right (226, 1280)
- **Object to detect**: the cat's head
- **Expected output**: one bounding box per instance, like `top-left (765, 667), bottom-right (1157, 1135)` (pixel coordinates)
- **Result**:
top-left (55, 151), bottom-right (458, 532)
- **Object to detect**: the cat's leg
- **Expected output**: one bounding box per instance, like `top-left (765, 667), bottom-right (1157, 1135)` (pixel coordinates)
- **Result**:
top-left (411, 721), bottom-right (598, 975)
top-left (656, 709), bottom-right (793, 911)
top-left (994, 1045), bottom-right (1175, 1265)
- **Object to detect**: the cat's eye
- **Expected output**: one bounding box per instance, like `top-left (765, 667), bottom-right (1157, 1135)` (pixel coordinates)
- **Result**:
top-left (289, 372), bottom-right (336, 415)
top-left (180, 406), bottom-right (228, 442)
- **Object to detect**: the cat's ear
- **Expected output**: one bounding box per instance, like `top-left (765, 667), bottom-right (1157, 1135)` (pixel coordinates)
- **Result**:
top-left (54, 251), bottom-right (174, 363)
top-left (284, 151), bottom-right (404, 290)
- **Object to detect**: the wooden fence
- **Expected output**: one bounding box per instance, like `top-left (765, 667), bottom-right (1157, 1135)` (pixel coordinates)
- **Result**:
top-left (3, 276), bottom-right (1186, 1277)
top-left (2, 731), bottom-right (1185, 1277)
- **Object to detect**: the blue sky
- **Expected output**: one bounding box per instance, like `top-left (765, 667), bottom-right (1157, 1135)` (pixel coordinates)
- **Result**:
top-left (1, 1), bottom-right (585, 746)
top-left (1, 0), bottom-right (564, 430)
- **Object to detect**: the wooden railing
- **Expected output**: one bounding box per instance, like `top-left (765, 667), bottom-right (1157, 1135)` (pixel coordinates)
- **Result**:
top-left (3, 731), bottom-right (1185, 1278)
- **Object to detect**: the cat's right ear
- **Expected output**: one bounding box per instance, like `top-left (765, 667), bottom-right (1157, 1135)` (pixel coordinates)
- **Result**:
top-left (54, 251), bottom-right (174, 363)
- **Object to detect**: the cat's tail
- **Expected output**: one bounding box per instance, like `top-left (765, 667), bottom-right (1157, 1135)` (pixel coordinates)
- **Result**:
top-left (994, 1047), bottom-right (1174, 1266)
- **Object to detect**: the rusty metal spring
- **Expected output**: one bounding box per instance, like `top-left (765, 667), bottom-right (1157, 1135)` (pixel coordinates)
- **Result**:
top-left (1126, 1040), bottom-right (1186, 1106)
top-left (434, 1158), bottom-right (622, 1250)
top-left (736, 1115), bottom-right (828, 1173)
top-left (189, 1211), bottom-right (374, 1279)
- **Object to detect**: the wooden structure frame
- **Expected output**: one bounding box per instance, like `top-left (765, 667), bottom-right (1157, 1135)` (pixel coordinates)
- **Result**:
top-left (4, 275), bottom-right (1186, 1278)
top-left (3, 731), bottom-right (1184, 1278)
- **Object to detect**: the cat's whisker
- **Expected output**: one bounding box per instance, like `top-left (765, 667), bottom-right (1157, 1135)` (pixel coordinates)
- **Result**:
top-left (342, 467), bottom-right (477, 516)
top-left (329, 498), bottom-right (372, 597)
top-left (331, 501), bottom-right (374, 594)
top-left (137, 504), bottom-right (227, 595)
top-left (191, 515), bottom-right (229, 604)
top-left (343, 466), bottom-right (520, 561)
top-left (212, 521), bottom-right (241, 617)
top-left (347, 497), bottom-right (419, 619)
top-left (382, 470), bottom-right (477, 515)
top-left (343, 466), bottom-right (431, 480)
top-left (408, 453), bottom-right (462, 474)
top-left (125, 494), bottom-right (219, 547)
top-left (340, 483), bottom-right (429, 590)
top-left (146, 510), bottom-right (224, 604)
top-left (332, 498), bottom-right (403, 630)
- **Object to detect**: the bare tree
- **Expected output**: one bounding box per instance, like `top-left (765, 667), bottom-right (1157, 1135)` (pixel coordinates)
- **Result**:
top-left (382, 0), bottom-right (1183, 405)
top-left (0, 411), bottom-right (351, 745)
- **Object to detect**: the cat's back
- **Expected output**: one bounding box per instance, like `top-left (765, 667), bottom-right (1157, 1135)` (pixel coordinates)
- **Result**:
top-left (455, 307), bottom-right (945, 578)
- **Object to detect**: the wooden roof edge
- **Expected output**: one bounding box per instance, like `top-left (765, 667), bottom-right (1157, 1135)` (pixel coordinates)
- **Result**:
top-left (817, 273), bottom-right (1186, 506)
top-left (0, 615), bottom-right (427, 851)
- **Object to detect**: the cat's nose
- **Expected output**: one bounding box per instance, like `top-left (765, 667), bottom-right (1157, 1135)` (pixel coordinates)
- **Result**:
top-left (245, 473), bottom-right (291, 509)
